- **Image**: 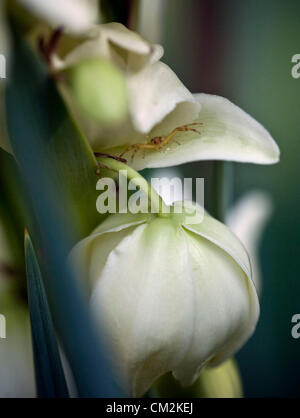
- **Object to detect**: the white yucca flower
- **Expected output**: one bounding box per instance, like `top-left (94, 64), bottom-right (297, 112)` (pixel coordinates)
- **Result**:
top-left (52, 23), bottom-right (279, 171)
top-left (70, 204), bottom-right (259, 396)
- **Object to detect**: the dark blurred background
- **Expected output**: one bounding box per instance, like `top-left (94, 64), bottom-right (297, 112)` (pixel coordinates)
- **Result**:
top-left (153, 0), bottom-right (300, 397)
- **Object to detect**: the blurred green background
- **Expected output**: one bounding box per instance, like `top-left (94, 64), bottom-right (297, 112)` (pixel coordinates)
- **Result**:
top-left (153, 0), bottom-right (300, 397)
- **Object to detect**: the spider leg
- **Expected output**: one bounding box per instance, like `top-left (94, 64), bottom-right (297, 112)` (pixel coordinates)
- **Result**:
top-left (95, 161), bottom-right (114, 178)
top-left (120, 140), bottom-right (152, 158)
top-left (180, 122), bottom-right (203, 129)
top-left (119, 122), bottom-right (203, 158)
top-left (130, 145), bottom-right (142, 161)
top-left (158, 123), bottom-right (203, 148)
top-left (94, 152), bottom-right (127, 164)
top-left (119, 145), bottom-right (134, 158)
top-left (176, 124), bottom-right (202, 134)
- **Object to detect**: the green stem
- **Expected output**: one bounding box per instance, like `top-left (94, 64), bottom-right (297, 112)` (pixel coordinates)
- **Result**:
top-left (96, 156), bottom-right (170, 216)
top-left (212, 161), bottom-right (233, 222)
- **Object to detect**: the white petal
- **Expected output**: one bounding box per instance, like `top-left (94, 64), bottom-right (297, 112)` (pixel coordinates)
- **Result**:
top-left (172, 227), bottom-right (259, 386)
top-left (81, 211), bottom-right (259, 395)
top-left (114, 93), bottom-right (279, 170)
top-left (97, 23), bottom-right (164, 71)
top-left (91, 212), bottom-right (151, 235)
top-left (76, 61), bottom-right (200, 150)
top-left (227, 191), bottom-right (273, 292)
top-left (69, 213), bottom-right (150, 291)
top-left (183, 207), bottom-right (252, 279)
top-left (127, 61), bottom-right (200, 134)
top-left (90, 218), bottom-right (195, 397)
top-left (98, 22), bottom-right (159, 57)
top-left (18, 0), bottom-right (99, 33)
top-left (55, 23), bottom-right (163, 72)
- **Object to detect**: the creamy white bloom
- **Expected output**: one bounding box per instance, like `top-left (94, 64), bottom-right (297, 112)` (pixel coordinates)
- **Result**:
top-left (105, 93), bottom-right (280, 170)
top-left (70, 205), bottom-right (259, 397)
top-left (1, 19), bottom-right (279, 168)
top-left (227, 191), bottom-right (273, 293)
top-left (17, 0), bottom-right (99, 33)
top-left (54, 23), bottom-right (164, 72)
top-left (53, 23), bottom-right (200, 151)
top-left (54, 23), bottom-right (279, 170)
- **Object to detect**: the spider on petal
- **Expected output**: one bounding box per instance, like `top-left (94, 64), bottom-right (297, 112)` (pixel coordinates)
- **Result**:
top-left (119, 123), bottom-right (203, 161)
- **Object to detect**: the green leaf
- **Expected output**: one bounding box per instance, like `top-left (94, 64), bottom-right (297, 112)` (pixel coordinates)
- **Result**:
top-left (6, 29), bottom-right (121, 398)
top-left (5, 30), bottom-right (103, 244)
top-left (25, 231), bottom-right (69, 398)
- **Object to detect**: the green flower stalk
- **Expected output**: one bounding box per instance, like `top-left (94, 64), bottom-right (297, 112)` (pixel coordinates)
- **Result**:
top-left (154, 358), bottom-right (243, 398)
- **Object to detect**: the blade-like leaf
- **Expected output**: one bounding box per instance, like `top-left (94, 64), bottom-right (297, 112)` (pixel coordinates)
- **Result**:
top-left (5, 32), bottom-right (103, 244)
top-left (25, 231), bottom-right (69, 398)
top-left (6, 30), bottom-right (121, 397)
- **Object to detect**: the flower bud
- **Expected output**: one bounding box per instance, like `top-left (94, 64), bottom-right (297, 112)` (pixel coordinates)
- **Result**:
top-left (70, 204), bottom-right (259, 397)
top-left (69, 57), bottom-right (128, 126)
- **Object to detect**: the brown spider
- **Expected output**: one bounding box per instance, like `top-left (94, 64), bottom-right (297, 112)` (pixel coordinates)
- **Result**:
top-left (119, 122), bottom-right (203, 160)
